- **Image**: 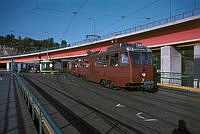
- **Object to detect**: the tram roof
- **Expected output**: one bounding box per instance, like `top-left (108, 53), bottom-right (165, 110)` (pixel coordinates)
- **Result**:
top-left (107, 42), bottom-right (152, 52)
top-left (85, 43), bottom-right (152, 58)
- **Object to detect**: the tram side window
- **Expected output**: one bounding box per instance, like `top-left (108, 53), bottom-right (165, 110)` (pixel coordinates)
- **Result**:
top-left (79, 62), bottom-right (83, 68)
top-left (42, 63), bottom-right (49, 70)
top-left (120, 52), bottom-right (128, 66)
top-left (131, 52), bottom-right (152, 65)
top-left (96, 57), bottom-right (102, 65)
top-left (83, 59), bottom-right (89, 67)
top-left (133, 53), bottom-right (141, 65)
top-left (102, 55), bottom-right (109, 66)
top-left (110, 53), bottom-right (119, 66)
top-left (96, 55), bottom-right (108, 66)
top-left (72, 63), bottom-right (75, 68)
top-left (144, 53), bottom-right (152, 65)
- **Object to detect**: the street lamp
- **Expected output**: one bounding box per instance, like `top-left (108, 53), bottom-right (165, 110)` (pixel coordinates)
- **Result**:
top-left (89, 17), bottom-right (96, 36)
top-left (44, 31), bottom-right (49, 59)
top-left (9, 30), bottom-right (15, 72)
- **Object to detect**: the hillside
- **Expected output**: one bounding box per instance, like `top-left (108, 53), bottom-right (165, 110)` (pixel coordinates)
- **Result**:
top-left (0, 34), bottom-right (68, 56)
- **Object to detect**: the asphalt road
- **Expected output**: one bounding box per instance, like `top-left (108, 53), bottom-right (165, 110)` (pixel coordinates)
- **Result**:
top-left (19, 73), bottom-right (200, 134)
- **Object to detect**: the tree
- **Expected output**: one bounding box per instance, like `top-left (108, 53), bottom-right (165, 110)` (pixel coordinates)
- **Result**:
top-left (11, 34), bottom-right (15, 40)
top-left (6, 34), bottom-right (15, 41)
top-left (61, 40), bottom-right (67, 46)
top-left (48, 38), bottom-right (54, 48)
top-left (0, 34), bottom-right (66, 55)
top-left (54, 42), bottom-right (60, 47)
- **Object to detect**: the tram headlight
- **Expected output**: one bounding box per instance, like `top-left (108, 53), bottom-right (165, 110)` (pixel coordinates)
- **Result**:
top-left (49, 63), bottom-right (53, 68)
top-left (141, 72), bottom-right (146, 77)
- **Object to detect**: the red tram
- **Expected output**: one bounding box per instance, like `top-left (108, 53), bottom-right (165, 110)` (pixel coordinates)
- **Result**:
top-left (67, 43), bottom-right (157, 92)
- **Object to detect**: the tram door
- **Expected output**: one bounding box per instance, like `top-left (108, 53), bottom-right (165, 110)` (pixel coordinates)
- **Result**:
top-left (106, 52), bottom-right (130, 86)
top-left (86, 57), bottom-right (95, 81)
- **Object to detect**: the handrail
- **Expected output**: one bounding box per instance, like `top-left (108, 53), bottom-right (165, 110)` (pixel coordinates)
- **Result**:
top-left (15, 74), bottom-right (63, 134)
top-left (156, 72), bottom-right (200, 89)
top-left (156, 72), bottom-right (200, 76)
top-left (1, 8), bottom-right (200, 58)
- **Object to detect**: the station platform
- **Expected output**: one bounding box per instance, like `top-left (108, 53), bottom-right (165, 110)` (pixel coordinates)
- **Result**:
top-left (0, 72), bottom-right (37, 134)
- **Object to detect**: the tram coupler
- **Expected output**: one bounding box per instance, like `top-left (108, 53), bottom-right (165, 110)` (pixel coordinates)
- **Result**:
top-left (142, 81), bottom-right (158, 93)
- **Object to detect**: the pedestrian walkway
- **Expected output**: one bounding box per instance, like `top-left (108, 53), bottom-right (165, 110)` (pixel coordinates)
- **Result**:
top-left (0, 72), bottom-right (37, 134)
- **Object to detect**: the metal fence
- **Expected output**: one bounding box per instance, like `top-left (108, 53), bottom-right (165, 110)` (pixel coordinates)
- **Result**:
top-left (156, 72), bottom-right (200, 89)
top-left (0, 8), bottom-right (200, 58)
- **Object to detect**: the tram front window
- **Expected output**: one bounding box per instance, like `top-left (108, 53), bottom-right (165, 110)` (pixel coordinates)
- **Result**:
top-left (119, 52), bottom-right (129, 66)
top-left (130, 52), bottom-right (152, 66)
top-left (41, 63), bottom-right (51, 71)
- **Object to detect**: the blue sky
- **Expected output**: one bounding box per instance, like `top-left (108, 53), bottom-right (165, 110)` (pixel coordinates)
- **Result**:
top-left (0, 0), bottom-right (199, 44)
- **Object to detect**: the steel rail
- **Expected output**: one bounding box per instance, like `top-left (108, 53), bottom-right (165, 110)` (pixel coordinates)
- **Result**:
top-left (22, 74), bottom-right (153, 134)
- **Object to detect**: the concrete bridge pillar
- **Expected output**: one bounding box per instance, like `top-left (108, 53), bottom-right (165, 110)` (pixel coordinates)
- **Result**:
top-left (194, 45), bottom-right (200, 74)
top-left (194, 45), bottom-right (200, 88)
top-left (161, 46), bottom-right (182, 73)
top-left (55, 62), bottom-right (62, 72)
top-left (6, 62), bottom-right (10, 71)
top-left (161, 46), bottom-right (182, 85)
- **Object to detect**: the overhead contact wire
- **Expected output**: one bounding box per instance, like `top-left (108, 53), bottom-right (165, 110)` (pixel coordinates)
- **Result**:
top-left (97, 0), bottom-right (161, 33)
top-left (0, 8), bottom-right (37, 25)
top-left (61, 0), bottom-right (89, 39)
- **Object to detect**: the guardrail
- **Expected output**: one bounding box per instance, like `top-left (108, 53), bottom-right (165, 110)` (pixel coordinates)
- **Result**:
top-left (15, 74), bottom-right (63, 134)
top-left (70, 8), bottom-right (200, 47)
top-left (156, 72), bottom-right (200, 92)
top-left (0, 8), bottom-right (200, 58)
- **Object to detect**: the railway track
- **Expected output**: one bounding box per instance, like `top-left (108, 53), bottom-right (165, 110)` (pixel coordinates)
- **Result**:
top-left (63, 73), bottom-right (200, 115)
top-left (21, 74), bottom-right (151, 134)
top-left (21, 75), bottom-right (102, 134)
top-left (54, 73), bottom-right (199, 133)
top-left (57, 75), bottom-right (176, 125)
top-left (21, 74), bottom-right (161, 134)
top-left (127, 90), bottom-right (200, 115)
top-left (20, 73), bottom-right (200, 134)
top-left (22, 73), bottom-right (170, 133)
